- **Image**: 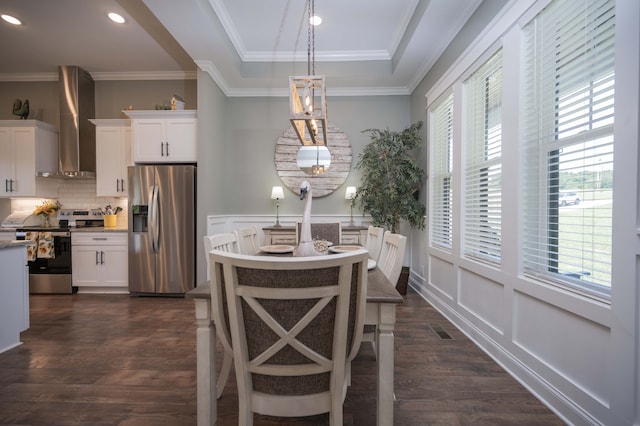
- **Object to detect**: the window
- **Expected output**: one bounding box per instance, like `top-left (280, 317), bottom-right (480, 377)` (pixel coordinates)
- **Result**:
top-left (522, 0), bottom-right (615, 294)
top-left (430, 93), bottom-right (454, 250)
top-left (464, 49), bottom-right (503, 263)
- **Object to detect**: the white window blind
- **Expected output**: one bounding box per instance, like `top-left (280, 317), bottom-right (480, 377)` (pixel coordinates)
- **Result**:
top-left (522, 0), bottom-right (615, 292)
top-left (430, 93), bottom-right (454, 250)
top-left (464, 49), bottom-right (503, 263)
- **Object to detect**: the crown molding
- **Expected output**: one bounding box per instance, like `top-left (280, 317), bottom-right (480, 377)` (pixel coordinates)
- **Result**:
top-left (0, 70), bottom-right (196, 82)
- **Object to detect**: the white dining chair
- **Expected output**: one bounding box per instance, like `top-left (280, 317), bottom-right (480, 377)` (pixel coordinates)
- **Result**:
top-left (203, 233), bottom-right (238, 279)
top-left (362, 231), bottom-right (407, 355)
top-left (210, 249), bottom-right (369, 425)
top-left (364, 226), bottom-right (385, 262)
top-left (202, 232), bottom-right (238, 399)
top-left (234, 225), bottom-right (261, 255)
top-left (377, 231), bottom-right (407, 285)
top-left (296, 222), bottom-right (342, 245)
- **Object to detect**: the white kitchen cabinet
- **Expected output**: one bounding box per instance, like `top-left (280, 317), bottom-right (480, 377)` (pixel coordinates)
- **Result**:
top-left (124, 110), bottom-right (197, 163)
top-left (90, 119), bottom-right (131, 197)
top-left (0, 120), bottom-right (58, 198)
top-left (72, 232), bottom-right (128, 294)
top-left (0, 243), bottom-right (29, 353)
top-left (0, 231), bottom-right (16, 242)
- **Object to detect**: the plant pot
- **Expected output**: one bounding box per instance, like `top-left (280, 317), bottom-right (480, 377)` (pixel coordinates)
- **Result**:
top-left (39, 214), bottom-right (51, 227)
top-left (396, 266), bottom-right (410, 295)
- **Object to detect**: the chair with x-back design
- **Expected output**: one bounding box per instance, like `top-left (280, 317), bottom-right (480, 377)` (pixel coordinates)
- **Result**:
top-left (210, 249), bottom-right (369, 425)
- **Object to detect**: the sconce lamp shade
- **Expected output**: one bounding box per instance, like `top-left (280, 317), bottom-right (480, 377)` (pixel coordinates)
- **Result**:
top-left (345, 186), bottom-right (357, 225)
top-left (289, 75), bottom-right (328, 146)
top-left (345, 186), bottom-right (357, 200)
top-left (271, 186), bottom-right (285, 227)
top-left (271, 186), bottom-right (285, 200)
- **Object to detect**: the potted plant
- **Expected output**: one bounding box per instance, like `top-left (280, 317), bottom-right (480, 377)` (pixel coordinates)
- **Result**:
top-left (355, 121), bottom-right (426, 294)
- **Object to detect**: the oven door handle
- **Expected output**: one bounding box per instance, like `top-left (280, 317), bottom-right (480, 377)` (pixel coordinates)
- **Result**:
top-left (149, 185), bottom-right (160, 254)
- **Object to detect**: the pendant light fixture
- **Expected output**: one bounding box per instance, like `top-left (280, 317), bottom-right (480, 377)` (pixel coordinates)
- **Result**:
top-left (289, 0), bottom-right (327, 146)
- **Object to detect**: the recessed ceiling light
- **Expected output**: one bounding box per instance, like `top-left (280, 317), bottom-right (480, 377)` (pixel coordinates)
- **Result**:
top-left (107, 12), bottom-right (126, 24)
top-left (310, 15), bottom-right (322, 26)
top-left (1, 14), bottom-right (22, 25)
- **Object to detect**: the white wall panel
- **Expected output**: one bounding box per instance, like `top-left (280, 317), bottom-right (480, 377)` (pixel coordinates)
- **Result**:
top-left (206, 215), bottom-right (227, 236)
top-left (513, 291), bottom-right (609, 406)
top-left (459, 268), bottom-right (504, 334)
top-left (428, 255), bottom-right (455, 300)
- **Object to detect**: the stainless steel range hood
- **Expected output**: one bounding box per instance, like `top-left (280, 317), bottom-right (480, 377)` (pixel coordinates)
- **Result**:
top-left (39, 66), bottom-right (96, 178)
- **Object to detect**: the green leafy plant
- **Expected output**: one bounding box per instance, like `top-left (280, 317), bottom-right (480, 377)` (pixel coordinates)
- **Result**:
top-left (355, 122), bottom-right (426, 233)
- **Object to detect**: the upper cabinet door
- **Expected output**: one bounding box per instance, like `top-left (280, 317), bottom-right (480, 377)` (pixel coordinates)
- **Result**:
top-left (124, 110), bottom-right (197, 163)
top-left (163, 118), bottom-right (197, 161)
top-left (0, 120), bottom-right (58, 198)
top-left (0, 128), bottom-right (13, 193)
top-left (92, 119), bottom-right (131, 197)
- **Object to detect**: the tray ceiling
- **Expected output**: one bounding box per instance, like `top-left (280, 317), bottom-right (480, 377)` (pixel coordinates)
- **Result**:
top-left (0, 0), bottom-right (483, 96)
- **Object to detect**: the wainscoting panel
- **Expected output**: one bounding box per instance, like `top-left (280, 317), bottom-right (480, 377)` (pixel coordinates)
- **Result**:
top-left (428, 255), bottom-right (455, 301)
top-left (512, 290), bottom-right (610, 406)
top-left (458, 268), bottom-right (504, 334)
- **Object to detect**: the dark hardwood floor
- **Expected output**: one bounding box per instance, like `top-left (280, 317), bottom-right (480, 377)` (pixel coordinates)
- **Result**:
top-left (0, 289), bottom-right (564, 425)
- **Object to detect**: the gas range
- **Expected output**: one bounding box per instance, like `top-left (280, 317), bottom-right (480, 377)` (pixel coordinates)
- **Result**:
top-left (57, 208), bottom-right (104, 228)
top-left (1, 208), bottom-right (105, 231)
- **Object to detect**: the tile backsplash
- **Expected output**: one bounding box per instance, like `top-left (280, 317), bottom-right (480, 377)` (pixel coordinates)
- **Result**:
top-left (10, 179), bottom-right (128, 227)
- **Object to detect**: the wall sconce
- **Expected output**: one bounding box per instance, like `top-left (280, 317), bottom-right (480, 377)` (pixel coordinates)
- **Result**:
top-left (345, 186), bottom-right (357, 226)
top-left (270, 186), bottom-right (285, 227)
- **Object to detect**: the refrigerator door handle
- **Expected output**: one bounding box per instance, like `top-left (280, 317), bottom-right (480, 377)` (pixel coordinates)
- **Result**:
top-left (150, 185), bottom-right (160, 254)
top-left (148, 185), bottom-right (157, 253)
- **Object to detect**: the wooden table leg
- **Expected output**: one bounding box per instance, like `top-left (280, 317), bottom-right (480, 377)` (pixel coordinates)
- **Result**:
top-left (194, 298), bottom-right (216, 426)
top-left (376, 303), bottom-right (396, 426)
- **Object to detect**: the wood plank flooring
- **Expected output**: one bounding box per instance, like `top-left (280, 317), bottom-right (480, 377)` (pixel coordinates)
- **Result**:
top-left (0, 289), bottom-right (564, 425)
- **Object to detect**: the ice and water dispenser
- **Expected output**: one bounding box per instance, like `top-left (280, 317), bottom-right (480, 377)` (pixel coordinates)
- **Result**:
top-left (131, 204), bottom-right (148, 232)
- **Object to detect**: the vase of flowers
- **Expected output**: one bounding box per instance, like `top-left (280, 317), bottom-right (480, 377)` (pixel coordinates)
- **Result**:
top-left (33, 200), bottom-right (61, 227)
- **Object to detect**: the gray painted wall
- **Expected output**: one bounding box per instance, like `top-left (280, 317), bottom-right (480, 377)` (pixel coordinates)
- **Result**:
top-left (220, 95), bottom-right (410, 215)
top-left (0, 79), bottom-right (197, 123)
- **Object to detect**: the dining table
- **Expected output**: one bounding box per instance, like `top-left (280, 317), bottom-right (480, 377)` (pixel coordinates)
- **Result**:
top-left (186, 252), bottom-right (404, 426)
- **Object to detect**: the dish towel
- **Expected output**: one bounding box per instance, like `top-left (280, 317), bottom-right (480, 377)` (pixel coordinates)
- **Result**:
top-left (37, 232), bottom-right (55, 259)
top-left (25, 232), bottom-right (38, 261)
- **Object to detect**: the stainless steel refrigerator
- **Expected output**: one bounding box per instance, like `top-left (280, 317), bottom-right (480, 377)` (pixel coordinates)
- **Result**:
top-left (128, 165), bottom-right (196, 295)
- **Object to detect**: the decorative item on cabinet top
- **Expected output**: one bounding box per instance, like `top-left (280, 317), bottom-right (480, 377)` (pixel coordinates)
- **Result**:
top-left (12, 99), bottom-right (30, 119)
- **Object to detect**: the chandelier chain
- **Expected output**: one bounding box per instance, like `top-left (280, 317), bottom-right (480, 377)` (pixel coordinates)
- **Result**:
top-left (306, 0), bottom-right (316, 76)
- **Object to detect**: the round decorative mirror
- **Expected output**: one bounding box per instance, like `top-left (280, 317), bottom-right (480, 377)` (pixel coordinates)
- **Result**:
top-left (275, 123), bottom-right (352, 197)
top-left (296, 146), bottom-right (331, 175)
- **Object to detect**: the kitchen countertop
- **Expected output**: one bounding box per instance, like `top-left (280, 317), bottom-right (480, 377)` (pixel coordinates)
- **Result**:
top-left (0, 226), bottom-right (128, 233)
top-left (69, 226), bottom-right (128, 233)
top-left (0, 240), bottom-right (30, 249)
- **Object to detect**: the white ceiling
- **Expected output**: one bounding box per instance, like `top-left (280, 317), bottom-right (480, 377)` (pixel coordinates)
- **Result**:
top-left (0, 0), bottom-right (482, 96)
